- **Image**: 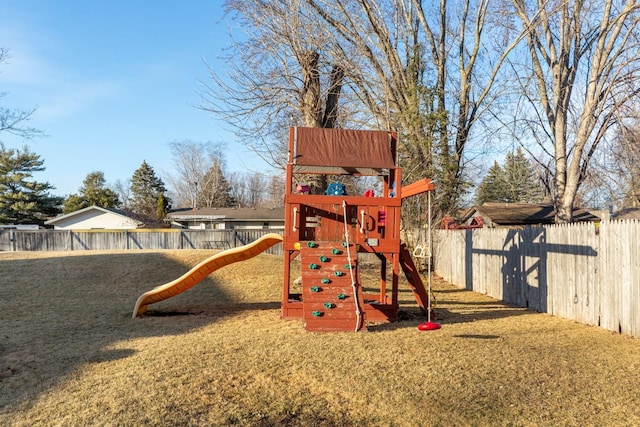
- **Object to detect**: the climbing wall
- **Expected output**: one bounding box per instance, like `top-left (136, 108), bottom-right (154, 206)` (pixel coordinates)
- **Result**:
top-left (300, 241), bottom-right (366, 332)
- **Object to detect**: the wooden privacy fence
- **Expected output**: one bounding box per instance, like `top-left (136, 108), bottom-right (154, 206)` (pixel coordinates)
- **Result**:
top-left (433, 220), bottom-right (640, 338)
top-left (0, 229), bottom-right (284, 256)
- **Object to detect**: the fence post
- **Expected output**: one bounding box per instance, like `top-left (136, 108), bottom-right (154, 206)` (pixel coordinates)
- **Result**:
top-left (11, 230), bottom-right (16, 251)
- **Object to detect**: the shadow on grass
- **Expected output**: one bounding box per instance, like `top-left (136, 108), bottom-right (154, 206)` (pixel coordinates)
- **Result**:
top-left (0, 251), bottom-right (532, 411)
top-left (88, 348), bottom-right (137, 363)
top-left (144, 301), bottom-right (281, 317)
top-left (0, 251), bottom-right (282, 411)
top-left (452, 334), bottom-right (501, 339)
top-left (370, 282), bottom-right (533, 332)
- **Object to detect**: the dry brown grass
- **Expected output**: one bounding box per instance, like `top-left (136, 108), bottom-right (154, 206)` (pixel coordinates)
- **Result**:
top-left (0, 249), bottom-right (638, 426)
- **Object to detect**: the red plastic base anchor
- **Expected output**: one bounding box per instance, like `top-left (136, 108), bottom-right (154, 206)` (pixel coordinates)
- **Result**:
top-left (418, 321), bottom-right (441, 331)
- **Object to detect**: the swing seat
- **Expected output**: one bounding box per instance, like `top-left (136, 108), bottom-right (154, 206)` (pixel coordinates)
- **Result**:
top-left (418, 321), bottom-right (441, 331)
top-left (413, 245), bottom-right (430, 258)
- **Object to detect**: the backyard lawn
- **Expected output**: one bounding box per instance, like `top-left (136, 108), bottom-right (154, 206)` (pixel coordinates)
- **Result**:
top-left (1, 250), bottom-right (638, 426)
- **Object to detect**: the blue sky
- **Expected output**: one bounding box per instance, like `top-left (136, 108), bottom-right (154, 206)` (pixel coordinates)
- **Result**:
top-left (0, 0), bottom-right (270, 197)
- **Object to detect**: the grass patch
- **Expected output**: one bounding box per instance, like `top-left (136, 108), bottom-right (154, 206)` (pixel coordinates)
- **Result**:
top-left (1, 249), bottom-right (638, 426)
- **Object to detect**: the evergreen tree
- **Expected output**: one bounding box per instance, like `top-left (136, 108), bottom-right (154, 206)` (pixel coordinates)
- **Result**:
top-left (474, 149), bottom-right (545, 205)
top-left (474, 161), bottom-right (507, 205)
top-left (502, 148), bottom-right (545, 203)
top-left (63, 171), bottom-right (120, 213)
top-left (0, 144), bottom-right (62, 224)
top-left (130, 161), bottom-right (170, 219)
top-left (156, 193), bottom-right (167, 220)
top-left (198, 161), bottom-right (236, 208)
top-left (63, 194), bottom-right (86, 214)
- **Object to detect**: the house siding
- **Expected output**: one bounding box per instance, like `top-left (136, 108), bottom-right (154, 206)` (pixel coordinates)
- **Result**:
top-left (174, 220), bottom-right (285, 230)
top-left (50, 211), bottom-right (140, 230)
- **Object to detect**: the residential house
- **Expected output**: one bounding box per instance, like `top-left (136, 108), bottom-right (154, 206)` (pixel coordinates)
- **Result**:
top-left (166, 207), bottom-right (285, 230)
top-left (614, 207), bottom-right (640, 220)
top-left (447, 202), bottom-right (601, 228)
top-left (0, 224), bottom-right (41, 230)
top-left (44, 206), bottom-right (156, 230)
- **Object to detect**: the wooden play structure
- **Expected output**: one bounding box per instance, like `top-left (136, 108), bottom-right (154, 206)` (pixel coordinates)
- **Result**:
top-left (282, 127), bottom-right (435, 332)
top-left (132, 126), bottom-right (436, 332)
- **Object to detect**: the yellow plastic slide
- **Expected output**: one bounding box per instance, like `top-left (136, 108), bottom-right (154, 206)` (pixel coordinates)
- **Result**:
top-left (132, 233), bottom-right (283, 318)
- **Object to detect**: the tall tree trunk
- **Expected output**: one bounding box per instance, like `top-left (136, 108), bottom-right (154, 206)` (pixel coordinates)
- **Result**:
top-left (513, 0), bottom-right (640, 223)
top-left (322, 64), bottom-right (344, 128)
top-left (300, 51), bottom-right (322, 127)
top-left (299, 51), bottom-right (345, 194)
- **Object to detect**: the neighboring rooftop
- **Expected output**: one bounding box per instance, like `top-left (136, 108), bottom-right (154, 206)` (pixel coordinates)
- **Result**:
top-left (457, 203), bottom-right (601, 227)
top-left (166, 207), bottom-right (284, 220)
top-left (44, 205), bottom-right (164, 229)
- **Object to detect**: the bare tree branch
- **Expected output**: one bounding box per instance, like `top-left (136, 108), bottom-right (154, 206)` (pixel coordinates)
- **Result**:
top-left (508, 0), bottom-right (640, 221)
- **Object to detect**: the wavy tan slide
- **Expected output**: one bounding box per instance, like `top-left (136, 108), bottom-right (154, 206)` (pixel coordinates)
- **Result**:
top-left (132, 233), bottom-right (283, 318)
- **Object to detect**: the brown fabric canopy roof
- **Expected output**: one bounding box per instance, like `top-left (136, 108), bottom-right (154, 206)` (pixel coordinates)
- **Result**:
top-left (291, 127), bottom-right (396, 169)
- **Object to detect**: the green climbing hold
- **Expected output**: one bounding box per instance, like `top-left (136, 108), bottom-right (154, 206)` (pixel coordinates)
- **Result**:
top-left (337, 293), bottom-right (347, 300)
top-left (310, 286), bottom-right (321, 292)
top-left (324, 302), bottom-right (334, 309)
top-left (344, 264), bottom-right (353, 269)
top-left (312, 310), bottom-right (323, 317)
top-left (321, 278), bottom-right (331, 284)
top-left (334, 271), bottom-right (344, 277)
top-left (307, 241), bottom-right (317, 248)
top-left (319, 256), bottom-right (329, 262)
top-left (309, 263), bottom-right (319, 269)
top-left (342, 242), bottom-right (348, 247)
top-left (332, 248), bottom-right (342, 255)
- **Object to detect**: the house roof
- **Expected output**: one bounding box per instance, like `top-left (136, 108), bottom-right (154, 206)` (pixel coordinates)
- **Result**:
top-left (463, 203), bottom-right (601, 226)
top-left (45, 206), bottom-right (138, 226)
top-left (614, 207), bottom-right (640, 220)
top-left (44, 206), bottom-right (162, 227)
top-left (166, 207), bottom-right (284, 221)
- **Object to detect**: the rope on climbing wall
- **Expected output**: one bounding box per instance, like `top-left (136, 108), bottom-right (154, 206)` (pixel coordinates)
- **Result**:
top-left (342, 200), bottom-right (363, 332)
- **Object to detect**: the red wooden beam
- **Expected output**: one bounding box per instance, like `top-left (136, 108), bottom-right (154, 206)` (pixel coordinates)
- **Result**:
top-left (400, 178), bottom-right (435, 199)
